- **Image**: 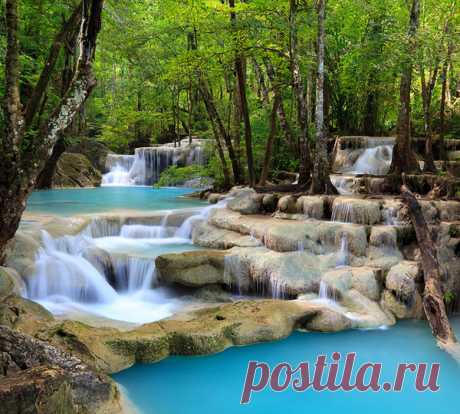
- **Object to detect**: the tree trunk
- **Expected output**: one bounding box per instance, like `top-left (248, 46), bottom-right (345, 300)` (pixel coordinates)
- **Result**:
top-left (420, 66), bottom-right (438, 173)
top-left (264, 58), bottom-right (298, 156)
top-left (199, 78), bottom-right (240, 183)
top-left (230, 0), bottom-right (255, 187)
top-left (0, 0), bottom-right (104, 264)
top-left (36, 137), bottom-right (66, 189)
top-left (310, 0), bottom-right (337, 195)
top-left (259, 95), bottom-right (281, 186)
top-left (439, 42), bottom-right (453, 170)
top-left (289, 0), bottom-right (311, 185)
top-left (401, 186), bottom-right (457, 345)
top-left (389, 0), bottom-right (421, 174)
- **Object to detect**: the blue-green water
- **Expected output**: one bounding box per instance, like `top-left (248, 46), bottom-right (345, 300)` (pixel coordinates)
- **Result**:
top-left (114, 319), bottom-right (460, 414)
top-left (27, 187), bottom-right (204, 216)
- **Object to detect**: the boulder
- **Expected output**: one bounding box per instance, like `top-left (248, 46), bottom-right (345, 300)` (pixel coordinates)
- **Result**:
top-left (381, 289), bottom-right (424, 319)
top-left (156, 250), bottom-right (227, 287)
top-left (296, 196), bottom-right (324, 219)
top-left (53, 153), bottom-right (102, 188)
top-left (226, 187), bottom-right (262, 214)
top-left (385, 261), bottom-right (421, 301)
top-left (277, 195), bottom-right (298, 214)
top-left (68, 139), bottom-right (113, 172)
top-left (0, 267), bottom-right (25, 299)
top-left (192, 222), bottom-right (262, 249)
top-left (262, 194), bottom-right (278, 213)
top-left (302, 308), bottom-right (353, 332)
top-left (0, 326), bottom-right (121, 414)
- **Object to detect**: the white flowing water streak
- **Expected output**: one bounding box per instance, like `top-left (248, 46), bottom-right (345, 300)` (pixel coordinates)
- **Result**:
top-left (336, 233), bottom-right (350, 267)
top-left (350, 145), bottom-right (393, 176)
top-left (28, 231), bottom-right (118, 303)
top-left (175, 198), bottom-right (230, 239)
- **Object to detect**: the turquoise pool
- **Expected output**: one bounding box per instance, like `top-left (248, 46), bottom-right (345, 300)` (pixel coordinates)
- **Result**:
top-left (113, 319), bottom-right (460, 414)
top-left (27, 187), bottom-right (205, 216)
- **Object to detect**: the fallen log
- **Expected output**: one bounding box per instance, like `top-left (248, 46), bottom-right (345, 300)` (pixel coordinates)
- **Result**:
top-left (401, 185), bottom-right (457, 345)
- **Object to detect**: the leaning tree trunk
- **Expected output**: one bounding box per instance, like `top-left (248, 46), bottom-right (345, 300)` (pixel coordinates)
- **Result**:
top-left (310, 0), bottom-right (337, 195)
top-left (0, 0), bottom-right (104, 264)
top-left (389, 0), bottom-right (421, 174)
top-left (401, 185), bottom-right (457, 345)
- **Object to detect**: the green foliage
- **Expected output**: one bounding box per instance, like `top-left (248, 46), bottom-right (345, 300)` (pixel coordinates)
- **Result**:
top-left (444, 291), bottom-right (456, 305)
top-left (156, 165), bottom-right (210, 187)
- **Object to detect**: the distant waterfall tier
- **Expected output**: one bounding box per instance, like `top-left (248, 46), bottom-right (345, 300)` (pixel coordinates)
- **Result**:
top-left (102, 138), bottom-right (207, 186)
top-left (333, 136), bottom-right (395, 176)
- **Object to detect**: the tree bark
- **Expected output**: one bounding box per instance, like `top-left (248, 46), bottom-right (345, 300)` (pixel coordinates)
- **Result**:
top-left (310, 0), bottom-right (337, 194)
top-left (199, 78), bottom-right (240, 184)
top-left (259, 95), bottom-right (281, 186)
top-left (389, 0), bottom-right (421, 174)
top-left (264, 58), bottom-right (298, 156)
top-left (401, 186), bottom-right (457, 345)
top-left (0, 0), bottom-right (105, 264)
top-left (420, 65), bottom-right (438, 173)
top-left (289, 0), bottom-right (312, 185)
top-left (230, 0), bottom-right (255, 187)
top-left (439, 40), bottom-right (454, 169)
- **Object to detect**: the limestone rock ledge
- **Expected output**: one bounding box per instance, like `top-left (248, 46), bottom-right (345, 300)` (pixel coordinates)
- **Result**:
top-left (0, 326), bottom-right (122, 414)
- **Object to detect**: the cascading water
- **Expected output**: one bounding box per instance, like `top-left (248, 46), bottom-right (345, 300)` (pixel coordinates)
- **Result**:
top-left (26, 201), bottom-right (229, 324)
top-left (331, 137), bottom-right (395, 194)
top-left (350, 144), bottom-right (393, 176)
top-left (336, 233), bottom-right (350, 267)
top-left (102, 139), bottom-right (206, 186)
top-left (175, 198), bottom-right (230, 239)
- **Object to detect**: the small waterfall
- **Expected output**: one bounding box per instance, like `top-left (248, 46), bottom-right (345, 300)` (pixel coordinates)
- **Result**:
top-left (88, 218), bottom-right (122, 238)
top-left (297, 240), bottom-right (305, 252)
top-left (110, 255), bottom-right (156, 292)
top-left (336, 233), bottom-right (350, 267)
top-left (331, 201), bottom-right (353, 223)
top-left (28, 231), bottom-right (118, 303)
top-left (223, 254), bottom-right (248, 295)
top-left (350, 145), bottom-right (393, 176)
top-left (270, 275), bottom-right (287, 300)
top-left (382, 206), bottom-right (399, 226)
top-left (175, 198), bottom-right (229, 239)
top-left (102, 139), bottom-right (206, 186)
top-left (26, 208), bottom-right (194, 324)
top-left (330, 175), bottom-right (354, 195)
top-left (319, 280), bottom-right (331, 300)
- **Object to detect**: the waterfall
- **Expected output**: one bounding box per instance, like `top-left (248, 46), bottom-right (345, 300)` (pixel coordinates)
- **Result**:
top-left (350, 145), bottom-right (393, 176)
top-left (28, 231), bottom-right (119, 303)
top-left (109, 255), bottom-right (156, 292)
top-left (25, 209), bottom-right (195, 324)
top-left (102, 139), bottom-right (206, 186)
top-left (319, 280), bottom-right (331, 300)
top-left (297, 240), bottom-right (305, 252)
top-left (175, 198), bottom-right (230, 239)
top-left (336, 233), bottom-right (350, 267)
top-left (331, 201), bottom-right (353, 223)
